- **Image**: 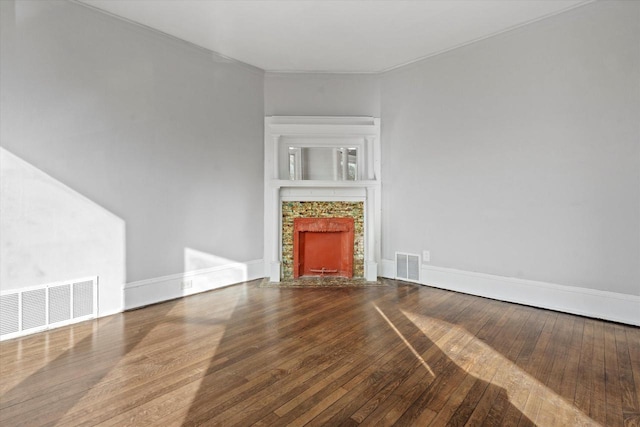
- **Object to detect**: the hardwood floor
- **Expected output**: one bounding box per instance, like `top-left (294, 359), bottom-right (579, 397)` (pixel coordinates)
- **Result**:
top-left (1, 279), bottom-right (638, 426)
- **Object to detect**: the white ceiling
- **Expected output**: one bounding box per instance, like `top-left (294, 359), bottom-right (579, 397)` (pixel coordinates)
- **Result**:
top-left (77, 0), bottom-right (592, 73)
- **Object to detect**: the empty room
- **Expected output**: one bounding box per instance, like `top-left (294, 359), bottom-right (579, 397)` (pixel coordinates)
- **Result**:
top-left (1, 0), bottom-right (638, 426)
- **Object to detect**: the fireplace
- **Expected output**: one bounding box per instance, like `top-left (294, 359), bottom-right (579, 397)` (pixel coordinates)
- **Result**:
top-left (263, 116), bottom-right (381, 282)
top-left (293, 218), bottom-right (354, 278)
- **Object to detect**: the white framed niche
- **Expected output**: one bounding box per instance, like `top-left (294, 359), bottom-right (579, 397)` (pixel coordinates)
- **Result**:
top-left (263, 116), bottom-right (381, 282)
top-left (286, 146), bottom-right (359, 181)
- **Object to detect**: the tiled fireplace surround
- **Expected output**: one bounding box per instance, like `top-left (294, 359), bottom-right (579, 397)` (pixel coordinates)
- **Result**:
top-left (282, 201), bottom-right (364, 279)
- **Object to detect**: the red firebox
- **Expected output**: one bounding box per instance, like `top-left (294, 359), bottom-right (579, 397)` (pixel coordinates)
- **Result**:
top-left (293, 217), bottom-right (354, 278)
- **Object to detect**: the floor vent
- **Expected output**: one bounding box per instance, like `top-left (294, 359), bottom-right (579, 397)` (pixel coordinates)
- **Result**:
top-left (0, 277), bottom-right (97, 341)
top-left (395, 252), bottom-right (420, 283)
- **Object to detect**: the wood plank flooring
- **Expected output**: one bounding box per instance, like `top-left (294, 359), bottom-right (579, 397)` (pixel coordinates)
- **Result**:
top-left (1, 279), bottom-right (638, 426)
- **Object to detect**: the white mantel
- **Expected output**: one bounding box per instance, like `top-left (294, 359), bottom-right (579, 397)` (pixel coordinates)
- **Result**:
top-left (263, 116), bottom-right (381, 282)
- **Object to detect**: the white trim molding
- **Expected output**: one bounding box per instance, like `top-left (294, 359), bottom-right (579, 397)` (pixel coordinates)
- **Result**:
top-left (380, 260), bottom-right (639, 326)
top-left (124, 260), bottom-right (264, 310)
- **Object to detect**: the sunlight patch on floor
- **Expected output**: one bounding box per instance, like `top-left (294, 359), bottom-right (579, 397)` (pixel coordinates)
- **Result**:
top-left (54, 295), bottom-right (241, 425)
top-left (401, 309), bottom-right (601, 426)
top-left (0, 318), bottom-right (104, 394)
top-left (374, 305), bottom-right (435, 378)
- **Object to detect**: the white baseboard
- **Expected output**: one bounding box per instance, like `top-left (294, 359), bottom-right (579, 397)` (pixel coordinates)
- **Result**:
top-left (380, 259), bottom-right (639, 326)
top-left (379, 259), bottom-right (395, 279)
top-left (124, 260), bottom-right (265, 310)
top-left (98, 307), bottom-right (124, 318)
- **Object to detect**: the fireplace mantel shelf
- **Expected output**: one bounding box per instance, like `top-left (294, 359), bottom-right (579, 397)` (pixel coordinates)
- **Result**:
top-left (270, 179), bottom-right (380, 188)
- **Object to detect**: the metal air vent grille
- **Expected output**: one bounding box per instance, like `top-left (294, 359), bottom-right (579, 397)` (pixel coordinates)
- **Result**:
top-left (395, 252), bottom-right (421, 283)
top-left (0, 277), bottom-right (98, 341)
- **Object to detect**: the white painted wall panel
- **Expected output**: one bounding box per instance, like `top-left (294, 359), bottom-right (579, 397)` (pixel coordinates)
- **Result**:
top-left (381, 0), bottom-right (640, 295)
top-left (264, 73), bottom-right (380, 117)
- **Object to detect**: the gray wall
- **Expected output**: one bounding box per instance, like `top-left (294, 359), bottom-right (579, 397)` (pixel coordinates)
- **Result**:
top-left (381, 0), bottom-right (639, 295)
top-left (2, 0), bottom-right (638, 313)
top-left (265, 73), bottom-right (380, 117)
top-left (0, 0), bottom-right (265, 306)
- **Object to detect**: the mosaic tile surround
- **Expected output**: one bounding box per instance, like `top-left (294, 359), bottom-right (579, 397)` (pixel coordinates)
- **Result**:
top-left (281, 201), bottom-right (364, 280)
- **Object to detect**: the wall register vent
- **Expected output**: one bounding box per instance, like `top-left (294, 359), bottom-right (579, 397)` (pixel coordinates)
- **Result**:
top-left (0, 277), bottom-right (97, 341)
top-left (395, 252), bottom-right (420, 283)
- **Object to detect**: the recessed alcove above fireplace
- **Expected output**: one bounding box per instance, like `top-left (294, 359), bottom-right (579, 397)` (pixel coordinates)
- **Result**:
top-left (264, 116), bottom-right (381, 282)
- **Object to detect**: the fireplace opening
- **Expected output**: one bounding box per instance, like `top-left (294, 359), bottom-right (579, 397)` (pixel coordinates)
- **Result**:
top-left (293, 217), bottom-right (354, 278)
